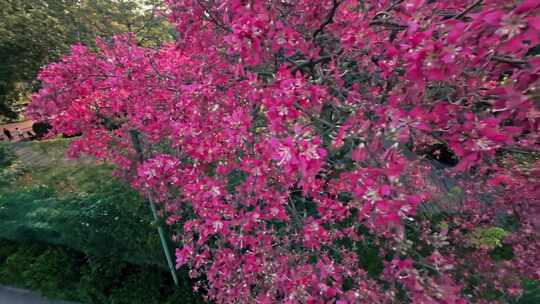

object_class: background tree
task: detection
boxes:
[0,0,171,120]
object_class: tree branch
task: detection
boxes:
[313,0,340,39]
[499,146,540,154]
[369,19,407,30]
[454,0,483,20]
[385,0,405,12]
[290,55,333,74]
[491,55,529,65]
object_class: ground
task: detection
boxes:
[0,120,34,142]
[0,285,78,304]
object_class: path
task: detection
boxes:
[10,140,96,167]
[0,286,78,304]
[0,120,34,142]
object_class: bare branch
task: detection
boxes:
[313,0,341,39]
[385,0,405,12]
[454,0,483,20]
[368,19,407,30]
[290,55,333,74]
[491,55,528,65]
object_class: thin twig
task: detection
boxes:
[491,55,528,65]
[385,0,404,12]
[454,0,483,20]
[413,261,440,273]
[313,0,341,39]
[287,197,304,230]
[290,55,333,73]
[499,146,540,154]
[368,20,408,30]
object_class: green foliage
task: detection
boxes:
[468,227,509,249]
[0,139,165,266]
[333,216,386,279]
[0,143,23,187]
[18,246,81,300]
[515,280,540,304]
[488,243,514,261]
[356,241,385,278]
[0,240,204,304]
[0,242,69,294]
[0,140,202,303]
[0,160,25,187]
[0,168,165,267]
[226,169,247,194]
[31,121,52,138]
[0,142,15,168]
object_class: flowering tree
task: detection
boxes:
[28,0,540,303]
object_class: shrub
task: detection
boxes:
[0,240,203,304]
[31,121,52,139]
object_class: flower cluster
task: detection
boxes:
[29,0,540,303]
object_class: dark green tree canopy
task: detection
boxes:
[0,0,172,120]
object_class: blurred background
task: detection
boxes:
[0,0,174,124]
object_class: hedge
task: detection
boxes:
[0,240,204,303]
